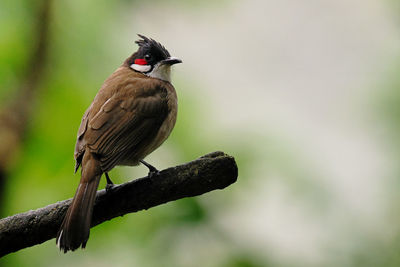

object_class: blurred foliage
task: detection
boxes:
[0,0,255,266]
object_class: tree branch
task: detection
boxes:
[0,151,238,257]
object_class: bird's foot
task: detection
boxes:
[105,172,115,193]
[140,160,160,179]
[148,169,160,180]
[105,183,115,193]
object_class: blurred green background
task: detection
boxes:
[1,0,400,266]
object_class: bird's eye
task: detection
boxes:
[144,54,152,61]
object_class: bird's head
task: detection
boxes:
[126,34,182,82]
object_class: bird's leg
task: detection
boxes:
[105,172,114,192]
[140,159,160,179]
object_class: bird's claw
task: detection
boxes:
[105,172,114,193]
[148,169,160,180]
[105,183,115,193]
[140,159,160,180]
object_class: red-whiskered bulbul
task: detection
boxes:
[56,34,182,252]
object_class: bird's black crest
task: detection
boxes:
[135,34,170,58]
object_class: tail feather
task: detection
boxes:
[56,152,102,253]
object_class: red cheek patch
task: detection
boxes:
[134,58,148,65]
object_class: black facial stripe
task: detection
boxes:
[126,35,171,68]
[133,35,171,67]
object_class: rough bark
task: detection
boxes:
[0,151,238,257]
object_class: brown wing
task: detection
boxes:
[74,105,91,173]
[82,84,169,172]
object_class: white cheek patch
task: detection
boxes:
[147,63,171,82]
[130,64,151,73]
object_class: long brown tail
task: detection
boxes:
[56,152,102,253]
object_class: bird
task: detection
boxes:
[56,34,182,253]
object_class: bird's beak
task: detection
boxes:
[162,57,182,65]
